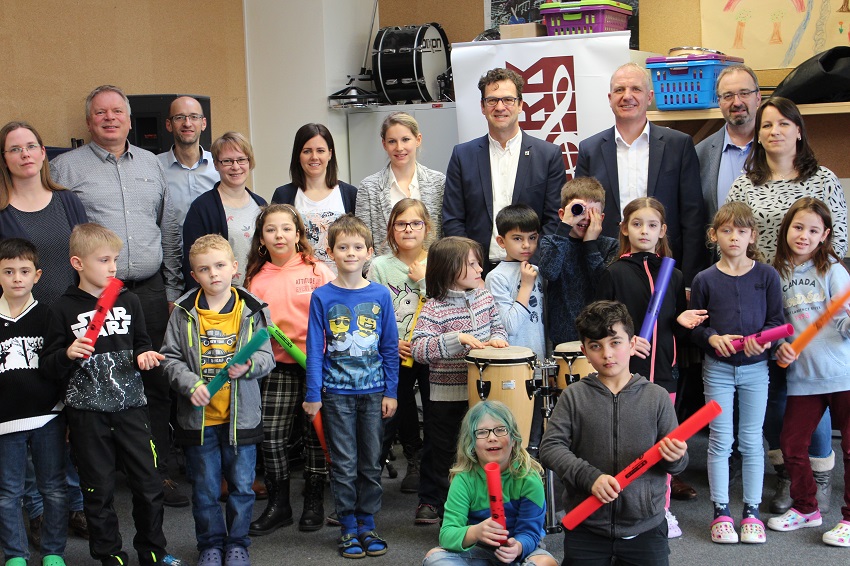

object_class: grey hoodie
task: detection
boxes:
[540,373,687,538]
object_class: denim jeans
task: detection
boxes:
[764,360,833,457]
[703,357,768,505]
[24,441,85,517]
[0,415,68,560]
[423,545,555,566]
[184,424,256,551]
[322,392,385,530]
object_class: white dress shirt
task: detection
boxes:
[388,163,421,207]
[488,131,522,261]
[614,121,651,217]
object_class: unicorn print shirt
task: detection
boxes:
[367,254,427,341]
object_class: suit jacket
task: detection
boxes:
[694,126,727,224]
[442,131,565,272]
[575,123,707,284]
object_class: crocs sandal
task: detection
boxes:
[6,558,27,566]
[823,521,850,547]
[740,517,766,544]
[223,545,250,566]
[767,508,822,532]
[42,556,68,566]
[197,548,223,566]
[359,530,388,557]
[338,533,366,559]
[710,516,738,544]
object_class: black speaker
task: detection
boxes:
[127,94,212,155]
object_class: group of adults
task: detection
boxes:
[0,61,845,523]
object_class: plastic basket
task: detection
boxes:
[646,54,744,110]
[540,1,632,36]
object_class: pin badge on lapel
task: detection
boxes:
[524,151,530,156]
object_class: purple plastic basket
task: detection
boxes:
[541,4,631,36]
[646,54,744,110]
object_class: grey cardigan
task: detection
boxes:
[356,163,445,256]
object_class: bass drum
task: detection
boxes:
[372,23,450,104]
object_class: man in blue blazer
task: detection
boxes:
[575,63,707,284]
[695,65,761,227]
[442,68,566,274]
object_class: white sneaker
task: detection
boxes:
[767,508,822,532]
[666,509,682,538]
[823,521,850,547]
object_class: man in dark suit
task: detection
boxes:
[695,65,761,225]
[442,67,566,274]
[575,63,707,284]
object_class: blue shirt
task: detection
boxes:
[157,146,220,226]
[717,128,752,208]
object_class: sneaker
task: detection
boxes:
[710,516,738,544]
[740,517,766,544]
[162,478,190,508]
[102,554,130,566]
[666,510,682,538]
[415,503,440,525]
[767,508,823,532]
[69,510,89,539]
[823,520,850,547]
[197,548,223,566]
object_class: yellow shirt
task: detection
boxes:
[196,289,244,425]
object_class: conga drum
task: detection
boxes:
[465,346,536,446]
[554,342,594,390]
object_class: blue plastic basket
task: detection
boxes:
[646,54,744,110]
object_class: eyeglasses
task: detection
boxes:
[392,220,425,232]
[3,144,41,155]
[719,89,758,102]
[218,157,249,166]
[482,96,519,108]
[170,114,204,123]
[473,426,509,440]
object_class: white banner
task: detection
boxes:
[451,32,630,177]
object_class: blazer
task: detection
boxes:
[694,126,727,224]
[356,163,445,256]
[442,131,565,272]
[574,123,707,284]
[271,181,358,213]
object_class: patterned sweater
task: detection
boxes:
[411,288,507,402]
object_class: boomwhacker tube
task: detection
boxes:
[202,328,269,403]
[83,277,124,359]
[778,286,850,368]
[562,400,722,530]
[267,322,332,462]
[716,323,794,357]
[638,257,675,341]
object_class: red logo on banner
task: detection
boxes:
[508,57,579,176]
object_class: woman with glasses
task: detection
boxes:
[356,112,445,256]
[272,124,357,274]
[726,96,848,517]
[182,132,267,288]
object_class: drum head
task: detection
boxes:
[416,24,449,102]
[465,345,535,364]
[555,341,584,357]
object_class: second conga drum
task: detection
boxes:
[465,346,536,446]
[554,341,594,390]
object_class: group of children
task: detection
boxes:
[3,172,850,566]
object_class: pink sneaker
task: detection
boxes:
[767,508,822,532]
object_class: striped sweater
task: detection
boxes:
[411,288,506,402]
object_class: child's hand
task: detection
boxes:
[398,339,412,361]
[473,517,509,547]
[137,350,165,371]
[495,538,522,564]
[190,383,211,407]
[382,396,397,419]
[776,342,797,366]
[519,261,538,287]
[485,338,509,348]
[459,333,486,349]
[742,336,769,357]
[658,437,687,462]
[709,334,743,357]
[409,260,426,282]
[66,337,94,360]
[584,207,603,241]
[677,309,708,329]
[302,401,322,420]
[228,361,251,379]
[560,199,585,227]
[631,336,651,359]
[591,474,620,503]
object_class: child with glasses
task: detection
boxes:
[422,401,557,566]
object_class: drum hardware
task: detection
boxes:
[470,359,493,401]
[437,66,454,102]
[533,358,564,534]
[327,0,381,108]
[554,342,592,390]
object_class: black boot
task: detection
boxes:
[299,473,325,532]
[249,479,293,535]
[400,450,420,494]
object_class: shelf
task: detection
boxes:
[647,101,850,122]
